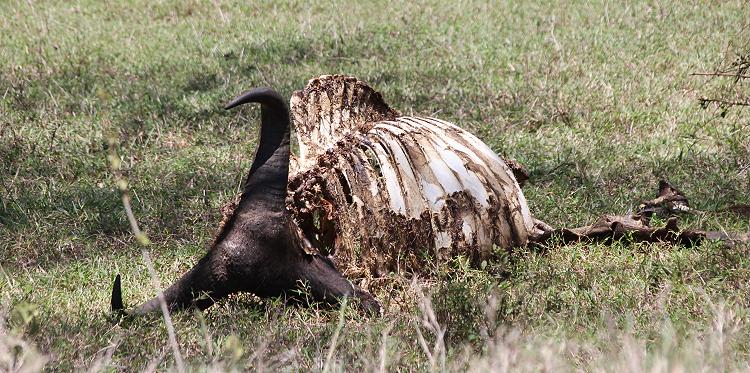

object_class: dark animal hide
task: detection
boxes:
[112,86,379,315]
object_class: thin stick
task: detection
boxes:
[414,324,433,364]
[141,250,186,373]
[691,72,750,79]
[121,192,149,246]
[699,98,750,107]
[378,323,393,373]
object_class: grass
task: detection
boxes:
[1,0,749,371]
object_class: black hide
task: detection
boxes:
[111,88,379,315]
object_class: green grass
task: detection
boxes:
[1,0,749,371]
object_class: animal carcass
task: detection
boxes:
[111,75,713,315]
[286,75,534,278]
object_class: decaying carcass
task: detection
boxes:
[285,75,537,279]
[111,75,721,315]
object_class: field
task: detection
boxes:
[1,0,749,371]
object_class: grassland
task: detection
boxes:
[1,0,749,371]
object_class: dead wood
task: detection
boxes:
[691,72,750,79]
[698,98,750,108]
[693,39,750,113]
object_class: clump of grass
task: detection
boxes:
[160,282,750,372]
[464,301,746,372]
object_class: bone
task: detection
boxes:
[287,75,534,276]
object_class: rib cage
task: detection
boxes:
[287,75,533,277]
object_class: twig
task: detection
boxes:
[414,324,433,362]
[143,349,169,373]
[141,251,185,373]
[411,280,446,372]
[690,72,750,79]
[88,339,119,372]
[699,98,750,107]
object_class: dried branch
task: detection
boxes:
[699,98,750,108]
[377,323,393,373]
[692,32,750,112]
[140,251,186,373]
[690,72,750,79]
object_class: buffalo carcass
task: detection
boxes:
[285,75,536,279]
[112,75,712,315]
